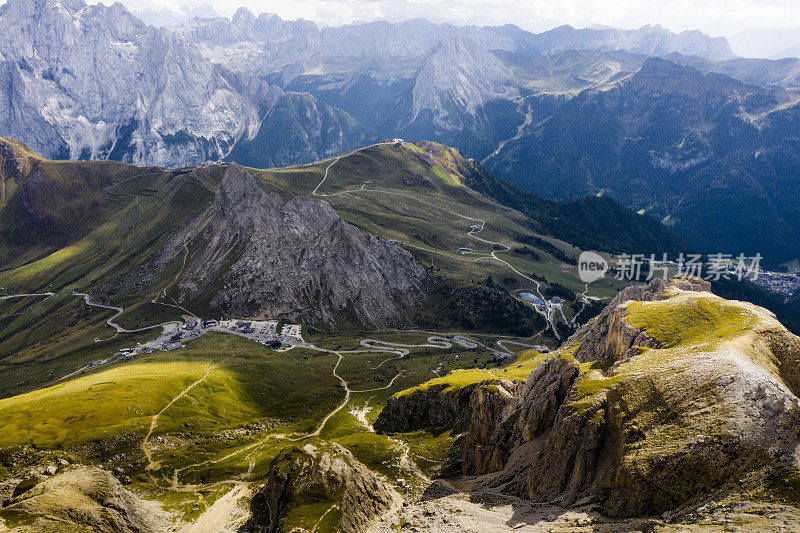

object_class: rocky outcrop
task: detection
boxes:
[374,357,580,478]
[570,277,709,364]
[522,387,612,506]
[462,358,581,476]
[0,465,169,532]
[379,279,800,519]
[172,164,426,326]
[243,442,397,533]
[374,383,479,434]
[461,380,522,475]
[513,355,581,442]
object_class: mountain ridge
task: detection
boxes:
[484,56,800,264]
[373,278,800,525]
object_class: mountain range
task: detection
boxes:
[2,0,800,265]
[5,3,800,531]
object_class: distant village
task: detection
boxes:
[752,270,800,301]
[84,318,305,373]
[136,318,303,354]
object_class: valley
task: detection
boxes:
[1,1,800,530]
[0,137,617,530]
[1,138,800,531]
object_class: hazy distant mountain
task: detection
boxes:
[225,92,369,169]
[177,10,735,71]
[134,3,220,28]
[521,24,734,60]
[484,58,800,263]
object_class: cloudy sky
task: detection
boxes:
[109,0,800,57]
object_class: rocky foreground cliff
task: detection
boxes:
[375,278,800,524]
[242,441,398,533]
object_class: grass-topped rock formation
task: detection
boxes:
[375,278,800,519]
[244,441,398,533]
[0,465,170,532]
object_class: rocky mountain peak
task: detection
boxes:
[231,6,255,28]
[0,0,279,166]
[412,34,517,126]
[174,164,428,326]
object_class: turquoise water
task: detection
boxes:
[519,292,544,305]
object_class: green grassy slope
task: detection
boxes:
[0,139,229,395]
[0,137,625,398]
[0,329,502,523]
[253,140,629,299]
[0,138,159,269]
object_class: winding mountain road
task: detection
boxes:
[71,291,181,333]
[311,150,560,335]
[0,292,54,300]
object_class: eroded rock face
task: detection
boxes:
[243,442,397,533]
[378,278,800,519]
[461,380,521,475]
[375,358,581,478]
[513,356,580,442]
[374,383,478,435]
[462,358,581,477]
[570,278,710,364]
[173,164,427,327]
[522,389,612,506]
[0,0,280,166]
[0,465,169,532]
[411,34,517,130]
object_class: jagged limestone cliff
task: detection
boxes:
[177,164,427,326]
[375,278,800,518]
